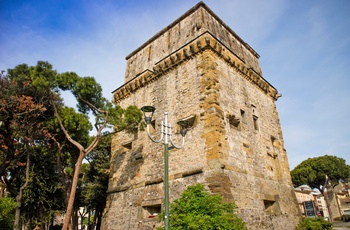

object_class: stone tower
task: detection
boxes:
[102,2,300,229]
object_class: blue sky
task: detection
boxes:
[1,0,349,170]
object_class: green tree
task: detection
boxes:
[50,106,92,212]
[1,61,143,229]
[0,197,16,230]
[53,71,143,229]
[291,155,350,221]
[19,146,65,228]
[0,64,58,230]
[0,64,53,178]
[81,134,111,230]
[162,184,246,230]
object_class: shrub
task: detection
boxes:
[343,214,350,222]
[159,184,246,230]
[295,217,332,230]
[0,197,16,230]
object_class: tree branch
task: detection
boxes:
[50,93,85,153]
[76,95,109,155]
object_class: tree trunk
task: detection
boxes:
[14,154,30,230]
[50,91,107,230]
[14,202,21,230]
[72,209,78,230]
[88,211,91,230]
[79,211,84,230]
[62,152,85,230]
[323,175,333,222]
[96,210,102,230]
[53,138,70,208]
[324,190,333,221]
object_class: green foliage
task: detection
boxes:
[123,106,144,133]
[29,61,57,91]
[80,135,111,228]
[101,103,123,130]
[291,155,350,192]
[0,197,16,230]
[111,105,144,133]
[74,77,104,114]
[55,71,79,91]
[57,107,92,143]
[7,61,56,94]
[2,61,145,229]
[1,61,58,180]
[343,214,350,222]
[56,70,143,134]
[14,146,65,225]
[295,217,332,230]
[56,72,105,114]
[162,184,246,230]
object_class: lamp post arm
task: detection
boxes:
[146,121,164,143]
[169,125,185,149]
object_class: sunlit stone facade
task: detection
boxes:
[102,2,300,229]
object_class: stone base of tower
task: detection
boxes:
[102,169,300,230]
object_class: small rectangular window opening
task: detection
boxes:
[263,199,281,215]
[240,109,245,118]
[253,115,259,131]
[240,109,246,125]
[264,200,276,215]
[227,114,240,129]
[271,136,277,145]
[264,200,275,210]
[122,141,132,149]
[143,204,161,219]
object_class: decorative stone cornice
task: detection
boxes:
[113,31,280,104]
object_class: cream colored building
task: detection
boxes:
[316,195,330,220]
[335,182,350,216]
[294,185,315,217]
[294,185,330,220]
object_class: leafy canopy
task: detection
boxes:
[0,197,16,230]
[163,184,246,230]
[0,62,57,178]
[1,61,144,230]
[291,155,350,192]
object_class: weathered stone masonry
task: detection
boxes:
[102,2,300,229]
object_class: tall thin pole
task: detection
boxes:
[142,106,186,229]
[164,143,169,229]
[164,112,169,230]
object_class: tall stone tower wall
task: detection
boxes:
[123,2,261,84]
[102,2,300,229]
